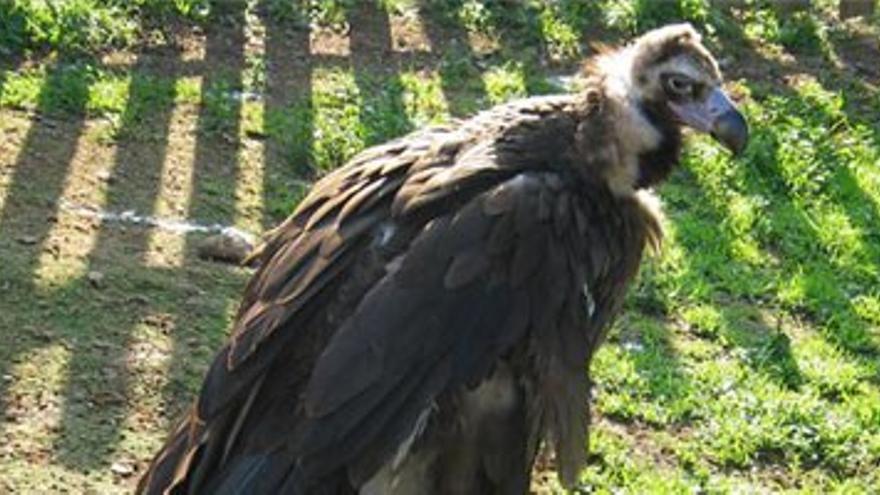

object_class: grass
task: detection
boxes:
[1,0,880,493]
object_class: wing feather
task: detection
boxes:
[291,173,577,489]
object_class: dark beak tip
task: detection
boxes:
[712,110,749,156]
[712,110,749,157]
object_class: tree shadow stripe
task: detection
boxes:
[184,1,248,231]
[349,1,415,146]
[148,0,251,453]
[0,60,93,464]
[259,0,315,228]
[419,0,489,116]
[52,48,183,470]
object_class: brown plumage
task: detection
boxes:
[139,24,746,494]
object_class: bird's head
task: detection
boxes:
[629,23,748,155]
[587,23,748,192]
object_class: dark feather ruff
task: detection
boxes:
[636,100,682,189]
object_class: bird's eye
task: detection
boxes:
[665,75,694,97]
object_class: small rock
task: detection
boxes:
[26,326,53,342]
[96,169,115,183]
[110,461,134,477]
[196,232,254,265]
[16,235,38,245]
[245,128,267,140]
[128,295,150,305]
[87,271,105,288]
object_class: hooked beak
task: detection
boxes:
[669,87,749,156]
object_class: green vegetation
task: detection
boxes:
[0,0,212,54]
[1,0,879,493]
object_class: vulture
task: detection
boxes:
[139,23,747,494]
